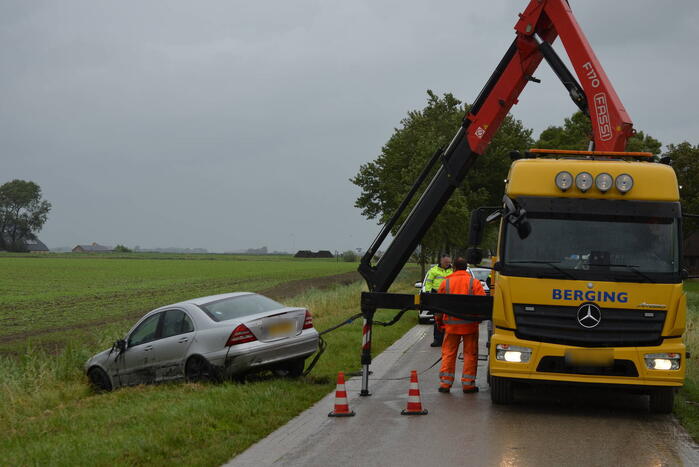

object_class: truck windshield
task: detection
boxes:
[503,215,680,283]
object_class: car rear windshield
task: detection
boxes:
[198,294,284,322]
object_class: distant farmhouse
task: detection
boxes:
[0,232,49,252]
[294,250,334,259]
[72,242,114,253]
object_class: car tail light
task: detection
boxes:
[302,310,313,329]
[226,324,257,346]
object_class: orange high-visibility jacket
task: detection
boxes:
[436,270,486,334]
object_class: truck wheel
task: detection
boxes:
[490,375,514,405]
[649,387,674,414]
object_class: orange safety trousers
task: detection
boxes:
[439,331,479,390]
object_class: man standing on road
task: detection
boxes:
[436,257,486,393]
[423,255,453,347]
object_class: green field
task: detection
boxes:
[0,253,418,465]
[0,253,358,354]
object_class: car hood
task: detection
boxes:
[85,348,116,370]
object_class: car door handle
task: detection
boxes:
[143,345,153,351]
[178,337,189,343]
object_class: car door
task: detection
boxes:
[119,312,163,386]
[151,309,195,381]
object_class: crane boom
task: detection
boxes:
[356,0,635,397]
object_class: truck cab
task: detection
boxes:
[487,154,686,412]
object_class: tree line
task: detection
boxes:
[351,90,699,262]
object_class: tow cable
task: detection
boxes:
[302,308,434,378]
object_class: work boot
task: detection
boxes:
[463,387,479,394]
[430,341,442,347]
[438,387,450,393]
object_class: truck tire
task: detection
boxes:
[649,387,674,414]
[490,375,515,405]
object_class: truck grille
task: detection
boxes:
[514,304,666,347]
[536,357,639,377]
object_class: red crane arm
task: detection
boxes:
[467,0,634,153]
[357,0,637,397]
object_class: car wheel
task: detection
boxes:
[185,356,216,383]
[88,367,113,392]
[490,376,515,405]
[649,387,674,414]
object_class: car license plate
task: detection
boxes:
[565,349,614,367]
[267,321,295,337]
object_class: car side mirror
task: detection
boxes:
[116,338,127,352]
[681,268,689,280]
[414,281,423,289]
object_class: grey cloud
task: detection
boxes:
[1,0,697,251]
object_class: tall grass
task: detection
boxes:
[0,277,417,466]
[675,280,699,438]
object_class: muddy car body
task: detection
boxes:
[85,292,319,390]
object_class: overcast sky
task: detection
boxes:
[2,0,697,252]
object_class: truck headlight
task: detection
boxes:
[496,344,532,363]
[615,173,634,193]
[595,173,613,193]
[644,353,681,370]
[555,171,573,191]
[575,172,593,192]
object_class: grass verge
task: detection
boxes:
[0,276,418,466]
[675,279,699,438]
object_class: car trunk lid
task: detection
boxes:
[243,307,308,342]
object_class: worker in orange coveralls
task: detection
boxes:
[436,257,486,393]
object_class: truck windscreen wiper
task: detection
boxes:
[589,263,656,283]
[506,260,577,280]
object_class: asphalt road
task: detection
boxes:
[228,324,699,466]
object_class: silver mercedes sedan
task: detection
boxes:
[85,292,319,391]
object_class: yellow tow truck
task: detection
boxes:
[355,1,688,413]
[487,150,686,412]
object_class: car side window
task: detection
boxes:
[181,313,194,334]
[128,313,161,347]
[161,309,195,339]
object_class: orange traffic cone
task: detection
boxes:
[328,371,355,417]
[401,370,428,415]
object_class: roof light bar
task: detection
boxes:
[554,171,634,194]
